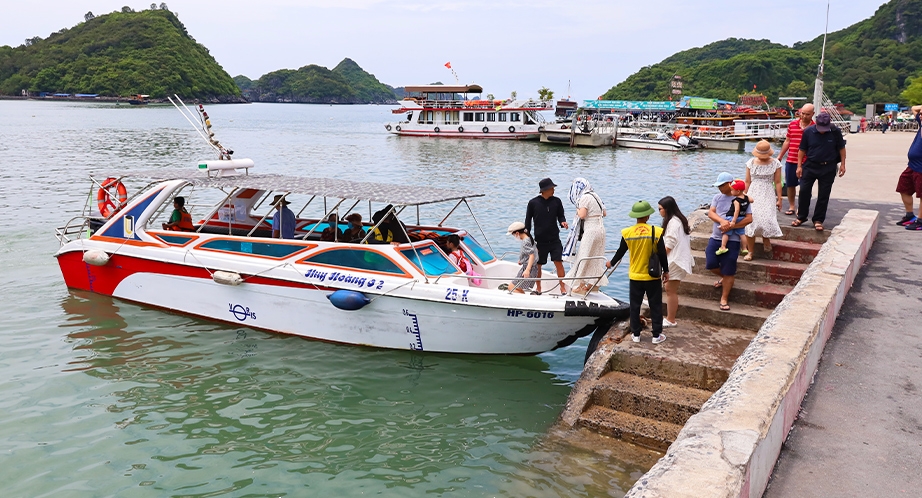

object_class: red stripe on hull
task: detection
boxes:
[56,250,333,295]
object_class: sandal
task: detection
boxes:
[715,247,729,255]
[784,209,796,216]
[791,219,806,227]
[743,254,753,261]
[719,302,730,311]
[713,279,723,288]
[814,222,824,231]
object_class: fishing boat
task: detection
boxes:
[55,101,627,355]
[540,111,616,148]
[616,131,701,151]
[385,85,551,140]
[127,94,149,105]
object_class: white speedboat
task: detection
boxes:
[540,112,616,148]
[55,165,627,355]
[385,84,551,140]
[616,131,701,151]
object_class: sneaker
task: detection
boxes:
[897,214,917,226]
[715,247,728,255]
[663,319,677,328]
[652,334,667,344]
[632,334,641,343]
[906,220,922,231]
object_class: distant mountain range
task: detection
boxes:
[602,0,922,109]
[0,7,240,100]
[233,58,397,104]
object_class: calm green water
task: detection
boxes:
[0,101,751,497]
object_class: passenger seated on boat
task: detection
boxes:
[369,205,409,244]
[162,196,194,232]
[271,195,296,239]
[343,213,365,242]
[320,214,344,242]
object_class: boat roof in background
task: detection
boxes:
[404,85,483,94]
[128,171,484,206]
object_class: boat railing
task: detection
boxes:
[55,215,99,246]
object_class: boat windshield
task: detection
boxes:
[400,243,458,277]
[459,234,494,264]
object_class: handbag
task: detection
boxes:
[647,224,662,278]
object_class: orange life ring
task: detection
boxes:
[777,109,789,117]
[97,177,128,218]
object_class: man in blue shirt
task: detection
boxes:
[705,172,753,311]
[794,112,846,232]
[897,105,922,230]
[271,194,296,239]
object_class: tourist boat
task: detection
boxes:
[385,84,552,140]
[54,160,628,354]
[127,94,149,105]
[616,131,701,151]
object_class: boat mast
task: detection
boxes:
[813,0,830,112]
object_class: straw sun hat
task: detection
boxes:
[752,140,774,159]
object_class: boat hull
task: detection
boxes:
[616,138,687,151]
[56,249,606,354]
[388,128,539,140]
[696,137,745,151]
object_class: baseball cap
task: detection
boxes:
[730,180,746,191]
[815,113,831,132]
[713,172,734,187]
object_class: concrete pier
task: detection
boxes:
[555,131,918,496]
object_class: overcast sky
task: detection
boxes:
[2,0,888,99]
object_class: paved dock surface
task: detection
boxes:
[766,131,922,496]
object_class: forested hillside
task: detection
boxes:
[0,7,240,99]
[603,0,922,108]
[234,59,396,104]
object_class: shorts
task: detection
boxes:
[667,262,688,281]
[536,239,563,265]
[705,238,739,276]
[785,161,800,189]
[896,167,922,198]
[721,215,747,236]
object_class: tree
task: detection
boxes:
[159,3,168,10]
[84,11,95,21]
[510,90,517,100]
[537,87,554,101]
[486,93,494,100]
[150,3,157,10]
[785,80,810,97]
[903,75,922,105]
[121,6,134,13]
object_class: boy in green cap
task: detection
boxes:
[607,200,670,344]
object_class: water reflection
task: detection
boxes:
[57,291,645,496]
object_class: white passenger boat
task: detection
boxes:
[385,85,551,140]
[616,131,701,151]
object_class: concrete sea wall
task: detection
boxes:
[624,209,879,498]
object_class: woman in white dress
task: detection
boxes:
[744,140,784,260]
[658,196,694,327]
[563,177,607,295]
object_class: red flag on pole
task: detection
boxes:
[445,62,451,69]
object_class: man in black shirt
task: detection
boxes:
[525,178,569,294]
[795,112,847,231]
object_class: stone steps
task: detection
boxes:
[577,405,683,452]
[608,322,755,391]
[678,272,794,308]
[692,215,830,244]
[590,371,713,427]
[689,235,822,264]
[691,249,808,286]
[658,295,772,331]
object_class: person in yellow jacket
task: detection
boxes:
[606,201,670,344]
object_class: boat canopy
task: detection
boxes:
[404,85,483,94]
[132,171,484,206]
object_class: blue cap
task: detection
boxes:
[713,172,734,187]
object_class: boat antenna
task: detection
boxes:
[167,95,233,159]
[812,0,830,112]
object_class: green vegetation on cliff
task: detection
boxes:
[0,7,240,99]
[236,58,396,104]
[603,0,922,108]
